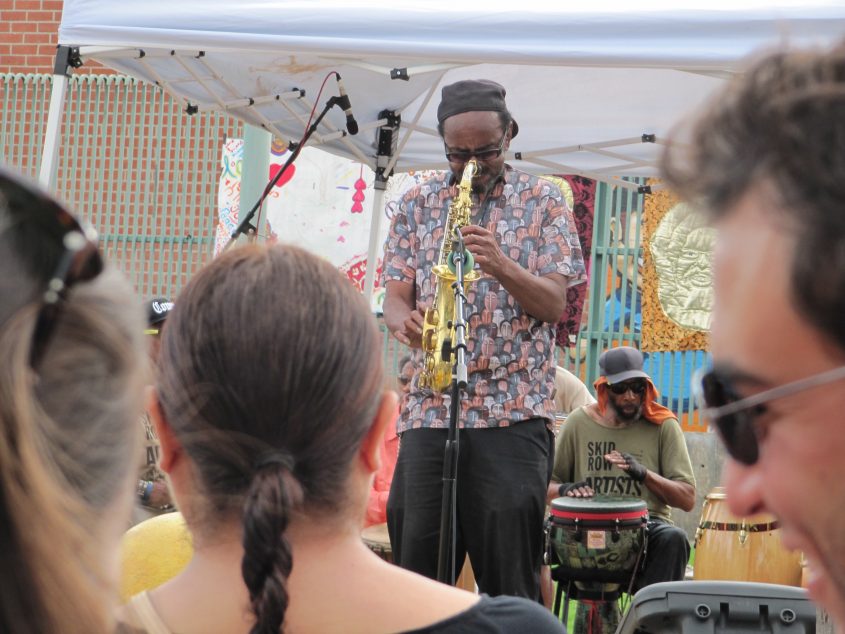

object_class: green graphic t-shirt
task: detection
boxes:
[552,406,695,522]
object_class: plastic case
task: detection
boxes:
[616,580,816,633]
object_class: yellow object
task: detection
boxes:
[120,511,193,601]
[419,159,480,391]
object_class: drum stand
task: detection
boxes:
[548,531,648,634]
[435,228,471,585]
[552,573,627,634]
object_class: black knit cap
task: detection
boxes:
[437,79,519,138]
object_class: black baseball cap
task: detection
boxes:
[144,297,173,334]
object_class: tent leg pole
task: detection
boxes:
[39,46,80,189]
[363,181,387,311]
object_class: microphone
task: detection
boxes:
[450,227,472,271]
[334,73,359,135]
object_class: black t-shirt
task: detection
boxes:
[405,594,565,633]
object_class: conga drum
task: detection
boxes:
[548,496,649,634]
[800,554,810,589]
[694,487,802,585]
[553,413,567,437]
[361,522,393,562]
[361,523,476,592]
[548,496,649,595]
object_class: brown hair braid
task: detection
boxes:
[157,244,384,632]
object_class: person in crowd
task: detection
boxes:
[382,78,586,600]
[0,168,147,633]
[119,243,565,633]
[549,346,695,590]
[553,365,596,419]
[661,41,845,628]
[365,356,412,528]
[133,297,175,523]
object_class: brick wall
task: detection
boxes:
[0,0,110,74]
[0,0,238,298]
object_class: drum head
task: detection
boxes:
[551,495,647,515]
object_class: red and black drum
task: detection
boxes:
[548,496,648,597]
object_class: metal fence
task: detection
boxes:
[0,72,243,298]
[574,181,706,431]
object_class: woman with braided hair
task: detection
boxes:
[119,243,564,633]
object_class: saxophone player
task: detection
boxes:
[381,79,587,600]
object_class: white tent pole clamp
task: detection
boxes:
[363,108,401,305]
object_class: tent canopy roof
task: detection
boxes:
[58,1,845,186]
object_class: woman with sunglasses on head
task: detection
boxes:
[0,169,147,634]
[118,243,564,634]
[548,346,696,592]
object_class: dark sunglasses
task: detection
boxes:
[0,170,103,366]
[608,379,647,395]
[694,365,845,465]
[444,129,508,164]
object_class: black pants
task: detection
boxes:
[635,519,690,590]
[387,419,552,600]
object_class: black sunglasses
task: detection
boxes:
[445,129,508,164]
[608,379,647,395]
[0,170,103,367]
[694,365,845,465]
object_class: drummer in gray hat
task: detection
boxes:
[381,78,587,600]
[549,345,696,591]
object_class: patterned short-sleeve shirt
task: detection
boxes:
[382,166,587,433]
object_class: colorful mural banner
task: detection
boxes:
[545,175,595,349]
[216,138,437,311]
[641,182,712,352]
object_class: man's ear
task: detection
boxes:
[146,386,182,474]
[360,390,399,473]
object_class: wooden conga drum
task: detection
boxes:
[694,487,802,585]
[361,522,393,562]
[361,523,476,592]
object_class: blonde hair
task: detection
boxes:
[0,178,147,633]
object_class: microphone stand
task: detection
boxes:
[224,95,348,251]
[436,227,471,585]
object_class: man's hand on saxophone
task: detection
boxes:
[382,279,426,348]
[460,225,507,277]
[395,306,426,348]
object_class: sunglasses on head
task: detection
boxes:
[693,364,845,465]
[0,170,102,367]
[444,129,508,164]
[608,379,647,395]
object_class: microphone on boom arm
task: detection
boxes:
[334,73,359,135]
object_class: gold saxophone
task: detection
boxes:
[419,159,480,391]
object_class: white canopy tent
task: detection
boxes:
[49,1,845,297]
